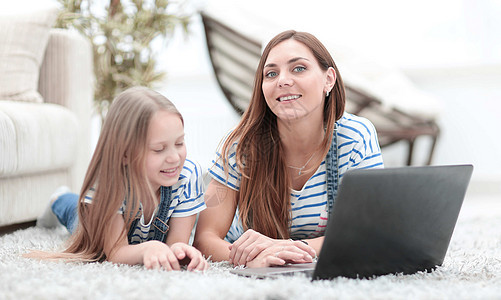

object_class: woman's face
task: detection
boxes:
[261,39,334,123]
[145,110,186,191]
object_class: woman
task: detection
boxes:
[194,30,383,268]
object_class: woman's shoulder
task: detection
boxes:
[218,128,240,149]
[213,129,240,162]
[336,112,383,160]
[336,112,378,139]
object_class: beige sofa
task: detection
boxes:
[0,4,94,227]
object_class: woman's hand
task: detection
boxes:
[245,243,315,268]
[142,241,208,271]
[228,229,316,266]
[228,229,274,265]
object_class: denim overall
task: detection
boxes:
[127,185,172,244]
[325,125,340,216]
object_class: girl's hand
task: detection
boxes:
[142,241,208,271]
[170,242,209,271]
[142,240,182,271]
[228,229,315,266]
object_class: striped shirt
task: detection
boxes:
[84,159,206,244]
[209,112,384,242]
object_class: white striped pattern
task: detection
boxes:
[209,112,384,242]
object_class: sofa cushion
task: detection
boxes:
[0,101,79,177]
[0,2,59,103]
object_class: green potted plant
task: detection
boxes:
[55,0,190,118]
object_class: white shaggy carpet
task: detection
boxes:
[1,195,500,300]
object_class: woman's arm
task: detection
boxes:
[302,236,324,254]
[193,179,238,261]
[194,179,317,266]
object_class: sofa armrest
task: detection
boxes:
[39,29,94,112]
[38,28,94,191]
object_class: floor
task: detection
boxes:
[459,192,501,221]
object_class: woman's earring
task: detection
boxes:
[326,90,330,97]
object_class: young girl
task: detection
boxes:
[33,86,208,271]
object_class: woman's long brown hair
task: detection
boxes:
[29,87,182,261]
[220,30,345,239]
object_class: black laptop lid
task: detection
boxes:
[313,165,473,280]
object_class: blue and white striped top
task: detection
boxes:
[84,158,206,244]
[209,112,384,242]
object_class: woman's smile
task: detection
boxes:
[277,94,302,102]
[262,39,330,122]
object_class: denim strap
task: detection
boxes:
[127,186,172,244]
[325,125,339,216]
[151,186,172,243]
[127,218,140,244]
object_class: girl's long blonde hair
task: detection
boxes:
[220,30,345,239]
[35,87,182,261]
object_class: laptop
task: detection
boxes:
[230,164,473,280]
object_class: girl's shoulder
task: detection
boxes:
[179,158,202,178]
[170,158,203,188]
[169,158,204,197]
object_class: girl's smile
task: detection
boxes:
[160,167,180,177]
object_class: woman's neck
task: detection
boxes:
[278,117,325,155]
[278,117,325,190]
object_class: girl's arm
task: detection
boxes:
[193,179,238,261]
[165,215,208,270]
[104,213,207,270]
[103,214,175,267]
[165,215,196,245]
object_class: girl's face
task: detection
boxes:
[145,110,186,191]
[261,39,335,123]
